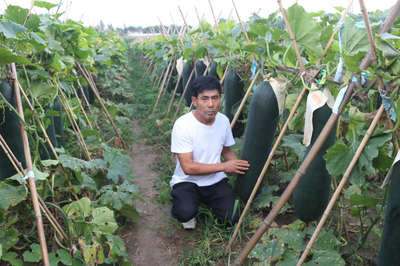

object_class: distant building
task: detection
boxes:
[126,29,143,36]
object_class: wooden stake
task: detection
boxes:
[162,58,177,101]
[75,60,127,150]
[171,67,196,129]
[134,60,154,93]
[153,58,174,114]
[166,74,182,118]
[71,85,93,130]
[208,0,221,34]
[11,63,50,266]
[232,3,400,264]
[56,91,91,161]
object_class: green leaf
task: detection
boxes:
[304,228,341,250]
[282,134,306,159]
[0,48,42,68]
[341,17,369,56]
[98,181,142,220]
[2,251,23,266]
[276,249,298,266]
[304,250,345,265]
[265,239,285,262]
[81,129,100,137]
[0,228,19,252]
[89,207,118,234]
[23,244,42,263]
[269,228,306,251]
[376,34,400,68]
[4,5,40,30]
[34,0,60,10]
[0,21,26,39]
[106,234,128,258]
[254,185,291,214]
[286,4,323,58]
[350,194,380,216]
[100,143,135,183]
[0,183,27,223]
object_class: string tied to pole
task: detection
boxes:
[379,86,398,121]
[22,170,35,181]
[250,60,259,91]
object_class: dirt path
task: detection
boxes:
[122,120,182,266]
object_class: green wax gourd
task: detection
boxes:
[0,79,26,180]
[293,104,336,223]
[224,69,244,139]
[236,81,280,201]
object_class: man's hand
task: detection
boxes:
[223,159,249,175]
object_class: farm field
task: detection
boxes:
[1,1,400,266]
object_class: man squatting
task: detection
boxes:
[170,75,250,229]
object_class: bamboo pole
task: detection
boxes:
[71,85,93,130]
[0,135,70,245]
[53,0,63,22]
[230,72,259,129]
[208,0,222,34]
[134,60,154,93]
[56,92,91,161]
[158,17,172,42]
[11,63,50,266]
[78,83,100,130]
[23,0,36,27]
[232,2,400,264]
[171,67,196,129]
[297,104,385,265]
[153,57,174,114]
[17,83,80,200]
[75,60,127,150]
[170,13,186,49]
[166,74,182,118]
[162,58,177,101]
[156,67,165,88]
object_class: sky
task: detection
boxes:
[0,0,397,29]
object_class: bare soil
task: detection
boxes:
[121,120,187,266]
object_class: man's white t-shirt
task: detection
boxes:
[170,111,235,187]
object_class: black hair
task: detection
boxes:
[191,75,221,98]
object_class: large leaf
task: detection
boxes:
[89,207,118,234]
[0,21,26,39]
[286,4,323,58]
[0,228,19,252]
[98,180,142,220]
[23,244,42,263]
[100,143,136,183]
[4,5,40,30]
[0,48,41,68]
[269,228,306,251]
[282,134,306,159]
[324,134,391,185]
[0,183,27,223]
[34,1,60,10]
[304,250,345,265]
[341,17,369,56]
[1,251,23,266]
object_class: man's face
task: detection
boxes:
[191,89,221,125]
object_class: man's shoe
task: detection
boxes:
[182,218,196,230]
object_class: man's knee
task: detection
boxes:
[171,205,197,223]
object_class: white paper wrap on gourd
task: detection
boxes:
[199,57,210,68]
[381,150,400,188]
[303,86,335,147]
[268,77,287,116]
[176,57,184,76]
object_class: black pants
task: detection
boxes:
[171,178,240,225]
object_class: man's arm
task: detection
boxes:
[177,148,249,176]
